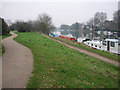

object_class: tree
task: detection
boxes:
[9,13,55,33]
[86,18,94,39]
[86,12,107,40]
[87,18,94,28]
[94,12,107,40]
[37,13,55,34]
[94,12,107,26]
[0,18,9,35]
[94,12,107,38]
[113,11,119,33]
[113,11,118,24]
[118,10,120,37]
[12,21,33,32]
[60,24,70,35]
[71,22,84,38]
[31,20,40,32]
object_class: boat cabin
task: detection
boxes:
[84,39,120,54]
[102,39,120,54]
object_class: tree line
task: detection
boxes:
[60,11,119,40]
[10,13,55,34]
[1,10,119,40]
[87,11,118,39]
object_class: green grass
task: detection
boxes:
[0,33,11,56]
[14,32,118,88]
[2,45,5,54]
[49,36,119,61]
[2,33,11,39]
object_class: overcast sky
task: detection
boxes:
[0,0,119,27]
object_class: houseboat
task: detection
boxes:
[84,39,120,54]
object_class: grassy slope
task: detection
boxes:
[49,36,119,61]
[14,32,118,88]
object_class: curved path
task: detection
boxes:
[2,32,33,88]
[41,34,120,67]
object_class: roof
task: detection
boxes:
[87,40,101,44]
[105,39,118,42]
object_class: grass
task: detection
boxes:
[0,33,11,56]
[2,45,5,54]
[2,33,11,39]
[14,32,119,88]
[49,36,119,61]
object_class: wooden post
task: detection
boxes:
[92,24,94,40]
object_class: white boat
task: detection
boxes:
[84,39,120,54]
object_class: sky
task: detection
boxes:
[0,0,119,27]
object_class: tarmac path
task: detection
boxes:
[41,34,120,67]
[2,32,33,88]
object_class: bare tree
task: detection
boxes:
[94,12,107,40]
[113,11,118,24]
[87,18,94,28]
[10,13,55,33]
[86,18,94,39]
[113,11,118,32]
[37,13,55,34]
[31,20,39,32]
[60,24,70,35]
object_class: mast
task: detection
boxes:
[92,24,94,40]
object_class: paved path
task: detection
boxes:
[41,34,120,67]
[2,32,33,88]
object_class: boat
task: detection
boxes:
[83,39,120,54]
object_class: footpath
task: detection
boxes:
[2,32,33,88]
